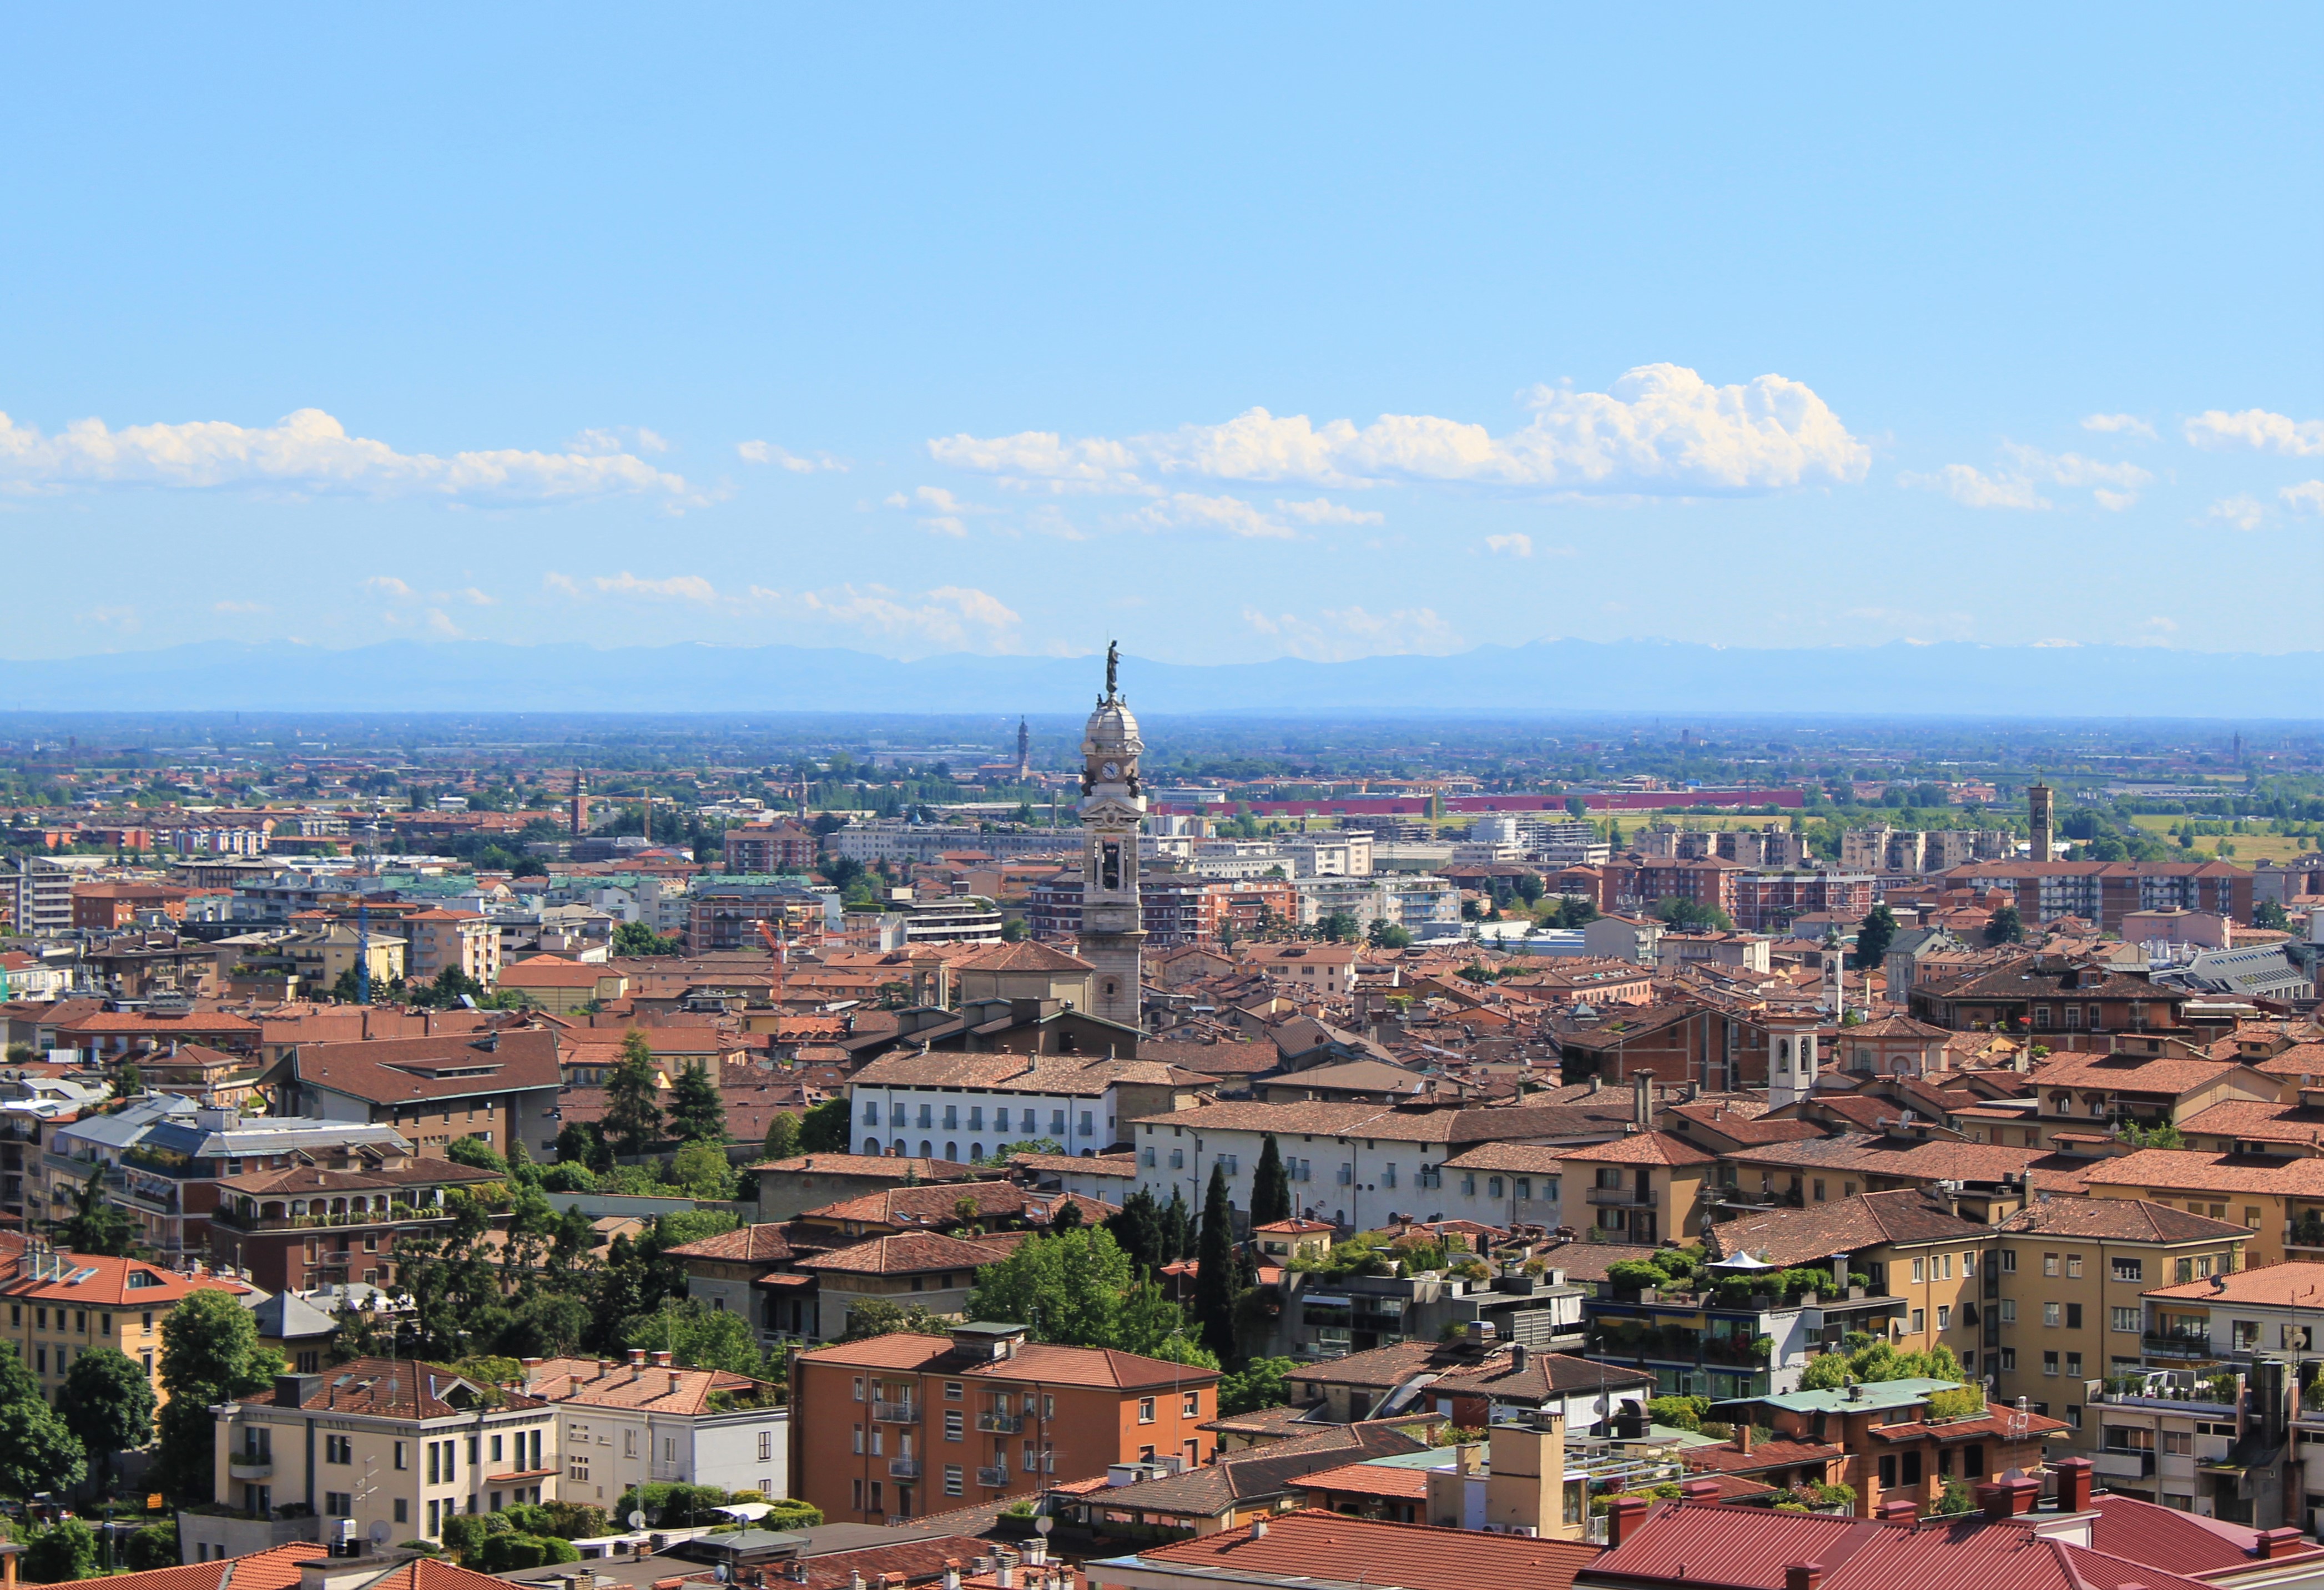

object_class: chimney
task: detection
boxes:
[941,1564,961,1590]
[1606,1495,1651,1548]
[1634,1070,1651,1128]
[569,1374,583,1397]
[1979,1476,2041,1519]
[1785,1566,1823,1590]
[2051,1455,2094,1513]
[668,1371,683,1396]
[1876,1498,1918,1522]
[652,1350,674,1368]
[629,1347,648,1374]
[1735,1423,1753,1456]
[2255,1528,2307,1561]
[1680,1477,1722,1503]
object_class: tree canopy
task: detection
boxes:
[602,1030,666,1156]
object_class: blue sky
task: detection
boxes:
[2,7,2318,664]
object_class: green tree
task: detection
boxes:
[1367,920,1413,950]
[1193,1164,1239,1365]
[109,1063,143,1100]
[124,1522,180,1572]
[1318,910,1360,943]
[613,921,680,957]
[761,1111,802,1163]
[1853,903,1897,970]
[0,1396,85,1511]
[796,1096,853,1154]
[668,1061,727,1144]
[669,1140,740,1200]
[1162,1189,1193,1263]
[59,1172,137,1256]
[153,1289,283,1500]
[837,1299,951,1341]
[1984,902,2024,945]
[618,1300,780,1381]
[1217,1356,1294,1415]
[602,1030,666,1157]
[966,1227,1149,1348]
[2255,899,2292,932]
[445,1135,509,1175]
[1250,1135,1291,1226]
[22,1519,97,1584]
[556,1119,615,1174]
[1554,895,1599,928]
[59,1346,155,1496]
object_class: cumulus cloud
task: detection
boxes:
[2081,413,2157,440]
[1129,493,1299,540]
[2281,481,2324,516]
[364,576,416,598]
[1902,444,2151,511]
[1275,496,1385,526]
[739,440,848,472]
[1484,533,1533,558]
[929,364,1868,499]
[592,572,720,602]
[2184,408,2324,456]
[0,407,689,501]
[572,426,668,456]
[1242,604,1463,662]
[884,484,981,537]
[2204,494,2271,531]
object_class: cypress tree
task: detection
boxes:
[1163,1188,1194,1263]
[1195,1164,1239,1365]
[1251,1134,1291,1226]
[1108,1188,1163,1274]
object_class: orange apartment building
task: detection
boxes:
[789,1322,1219,1525]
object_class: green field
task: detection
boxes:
[2128,814,2316,864]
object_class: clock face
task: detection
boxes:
[1101,760,1121,779]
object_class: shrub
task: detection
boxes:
[540,1501,611,1539]
[397,1542,441,1555]
[23,1521,97,1584]
[477,1534,579,1572]
[125,1522,181,1572]
[1647,1395,1710,1431]
[1925,1385,1985,1420]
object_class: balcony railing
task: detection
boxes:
[214,1205,448,1233]
[976,1411,1024,1433]
[2093,1450,2157,1480]
[975,1466,1009,1490]
[2285,1223,2324,1253]
[1585,1187,1658,1209]
[888,1457,921,1480]
[2144,1332,2214,1359]
[228,1457,273,1480]
[871,1401,920,1424]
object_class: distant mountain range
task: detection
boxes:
[0,639,2316,718]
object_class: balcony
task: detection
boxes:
[975,1466,1009,1489]
[871,1401,920,1424]
[888,1457,921,1480]
[2286,1223,2324,1254]
[976,1411,1025,1434]
[214,1204,448,1234]
[228,1457,273,1480]
[1585,1187,1659,1209]
[2143,1332,2214,1359]
[2093,1450,2157,1481]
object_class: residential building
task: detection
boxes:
[1730,871,1878,935]
[1940,860,2255,934]
[1056,1422,1433,1541]
[281,921,406,995]
[723,822,818,875]
[850,1049,1201,1162]
[1283,1338,1653,1431]
[1988,1197,2249,1446]
[0,1242,256,1409]
[687,879,838,953]
[1242,943,1360,992]
[494,956,624,1014]
[2016,1052,2278,1154]
[794,1232,1024,1341]
[2083,1148,2324,1269]
[2091,1356,2305,1526]
[198,1359,559,1561]
[401,910,502,990]
[949,941,1097,1011]
[667,1224,814,1342]
[522,1349,788,1502]
[1558,1132,1717,1249]
[72,882,193,930]
[787,1321,1220,1525]
[0,858,74,936]
[266,1026,564,1160]
[1273,1263,1587,1361]
[749,1153,984,1225]
[207,1157,506,1295]
[1908,957,2191,1035]
[101,1103,414,1259]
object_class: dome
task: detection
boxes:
[1083,696,1141,758]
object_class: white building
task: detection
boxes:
[523,1350,789,1503]
[847,1050,1197,1163]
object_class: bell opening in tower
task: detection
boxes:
[1101,842,1122,890]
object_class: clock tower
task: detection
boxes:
[1078,642,1146,1027]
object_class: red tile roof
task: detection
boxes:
[0,1253,254,1308]
[2086,1491,2324,1577]
[796,1329,1219,1390]
[1136,1508,1599,1590]
[87,1543,327,1590]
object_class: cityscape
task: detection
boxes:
[1,11,2320,1590]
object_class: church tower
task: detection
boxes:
[1078,644,1146,1027]
[1015,717,1032,781]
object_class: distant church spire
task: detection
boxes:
[1016,717,1031,781]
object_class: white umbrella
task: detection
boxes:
[713,1503,772,1523]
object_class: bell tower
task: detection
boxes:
[1078,643,1146,1027]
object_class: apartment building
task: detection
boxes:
[2014,1052,2278,1154]
[1908,958,2191,1036]
[195,1359,559,1562]
[1939,860,2254,933]
[2083,1148,2324,1269]
[400,910,502,990]
[268,1027,564,1160]
[849,1049,1201,1162]
[207,1157,505,1294]
[722,821,818,875]
[788,1322,1219,1525]
[1989,1197,2250,1446]
[1730,870,1877,934]
[0,1244,256,1409]
[522,1349,789,1502]
[1558,1132,1717,1249]
[0,858,75,935]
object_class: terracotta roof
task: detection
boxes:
[1136,1508,1600,1590]
[951,941,1095,972]
[287,1028,561,1103]
[0,1253,255,1308]
[84,1543,327,1590]
[213,1161,498,1198]
[522,1354,769,1414]
[1290,1458,1430,1500]
[1709,1190,1991,1267]
[327,1559,534,1590]
[796,1180,1115,1230]
[498,956,618,988]
[1010,1150,1138,1178]
[1557,1130,1718,1168]
[775,1536,996,1590]
[796,1329,1221,1390]
[1682,1436,1844,1475]
[281,1356,549,1419]
[748,1153,980,1179]
[2145,1259,2324,1305]
[2176,1098,2324,1145]
[793,1231,1021,1275]
[1995,1197,2250,1244]
[2027,1053,2266,1097]
[663,1223,798,1262]
[2086,1492,2324,1577]
[2086,1148,2324,1198]
[1085,1425,1428,1518]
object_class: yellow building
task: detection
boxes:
[0,1244,258,1409]
[1989,1195,2247,1453]
[1559,1130,1716,1249]
[2082,1147,2324,1268]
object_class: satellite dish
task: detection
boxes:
[369,1523,391,1544]
[627,1512,647,1531]
[715,1568,731,1584]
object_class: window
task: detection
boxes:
[2000,1250,2017,1273]
[2065,1254,2083,1279]
[945,1412,964,1441]
[1043,1395,1055,1419]
[1512,1176,1527,1200]
[1912,1258,1925,1284]
[1184,1392,1201,1417]
[1138,1397,1157,1424]
[1219,1154,1238,1175]
[394,1500,408,1525]
[394,1441,407,1470]
[852,1425,864,1455]
[100,1314,111,1335]
[1169,1149,1183,1170]
[2234,1319,2261,1350]
[854,1377,866,1401]
[1488,1177,1504,1199]
[1910,1309,1926,1334]
[2066,1354,2083,1377]
[2043,1253,2059,1278]
[2065,1405,2083,1429]
[2111,1256,2144,1283]
[945,1380,964,1400]
[2066,1303,2083,1330]
[1936,1306,1951,1330]
[2000,1347,2017,1371]
[325,1492,351,1517]
[325,1434,352,1464]
[944,1466,964,1497]
[759,1432,773,1461]
[1962,1251,1975,1276]
[2043,1302,2060,1326]
[1141,1147,1156,1167]
[2176,1256,2195,1284]
[2044,1351,2060,1375]
[1813,1180,1826,1202]
[2161,1431,2191,1455]
[2111,1306,2140,1333]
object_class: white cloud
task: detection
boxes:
[930,364,1868,499]
[2145,616,2179,632]
[1900,463,2050,510]
[1902,445,2150,511]
[739,440,848,472]
[365,576,415,598]
[572,426,668,456]
[592,572,721,602]
[884,484,980,536]
[425,608,464,638]
[1130,492,1299,540]
[1276,496,1386,526]
[2282,481,2324,516]
[2081,413,2157,440]
[1484,533,1533,558]
[0,407,689,500]
[1241,604,1463,662]
[213,599,269,614]
[542,573,582,597]
[2185,408,2324,456]
[452,587,497,606]
[2204,494,2271,531]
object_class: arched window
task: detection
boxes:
[1777,1039,1791,1066]
[864,1138,881,1155]
[970,1144,983,1161]
[945,1142,957,1162]
[920,1140,933,1158]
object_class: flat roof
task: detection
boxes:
[1718,1376,1959,1414]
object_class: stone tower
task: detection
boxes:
[1015,716,1032,781]
[1078,643,1146,1027]
[569,768,590,840]
[2028,781,2054,862]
